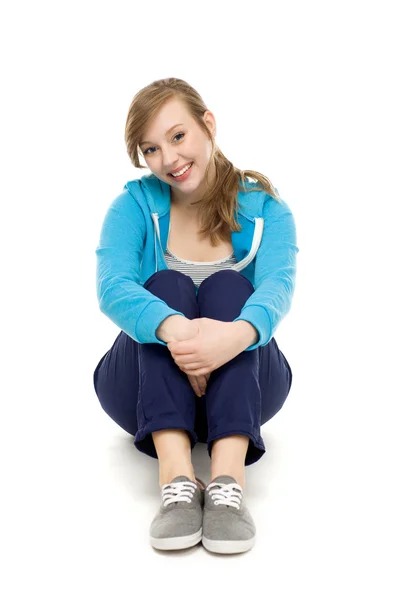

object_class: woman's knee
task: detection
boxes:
[143,269,198,317]
[197,270,255,320]
[143,269,194,290]
[199,269,254,293]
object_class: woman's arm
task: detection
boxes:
[233,196,299,351]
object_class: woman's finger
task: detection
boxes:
[179,362,204,371]
[196,375,208,395]
[187,375,202,397]
[186,368,209,377]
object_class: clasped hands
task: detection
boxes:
[167,317,245,398]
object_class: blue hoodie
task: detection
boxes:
[95,173,299,352]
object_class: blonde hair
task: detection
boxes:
[125,77,282,246]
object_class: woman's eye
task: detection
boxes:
[143,132,185,156]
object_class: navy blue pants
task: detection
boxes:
[93,269,293,466]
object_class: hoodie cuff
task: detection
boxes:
[233,305,272,351]
[135,301,185,345]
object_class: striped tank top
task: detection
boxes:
[164,246,238,288]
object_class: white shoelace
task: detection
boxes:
[207,482,243,509]
[161,480,197,507]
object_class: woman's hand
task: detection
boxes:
[166,319,212,396]
[160,317,211,396]
[167,317,244,376]
[186,372,211,398]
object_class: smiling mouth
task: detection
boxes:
[168,162,193,177]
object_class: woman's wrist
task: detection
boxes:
[156,315,187,342]
[156,315,198,343]
[232,320,259,350]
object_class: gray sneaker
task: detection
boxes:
[202,475,256,554]
[149,475,205,550]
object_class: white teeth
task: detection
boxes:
[171,163,192,177]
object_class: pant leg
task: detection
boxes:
[93,269,201,459]
[259,337,293,425]
[196,269,292,467]
[93,330,140,437]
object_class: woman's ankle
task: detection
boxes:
[159,465,196,487]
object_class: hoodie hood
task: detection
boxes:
[123,173,266,273]
[124,172,268,220]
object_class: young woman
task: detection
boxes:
[93,77,299,554]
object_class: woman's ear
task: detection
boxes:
[203,110,217,138]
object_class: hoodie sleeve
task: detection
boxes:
[233,194,299,351]
[95,189,185,345]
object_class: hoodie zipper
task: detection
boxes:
[151,213,263,273]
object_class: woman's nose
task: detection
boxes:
[162,150,181,170]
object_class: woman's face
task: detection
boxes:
[139,97,216,200]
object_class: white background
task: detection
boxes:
[1,0,399,598]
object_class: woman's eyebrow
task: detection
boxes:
[139,123,184,146]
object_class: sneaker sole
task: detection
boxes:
[202,535,256,554]
[150,527,202,551]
